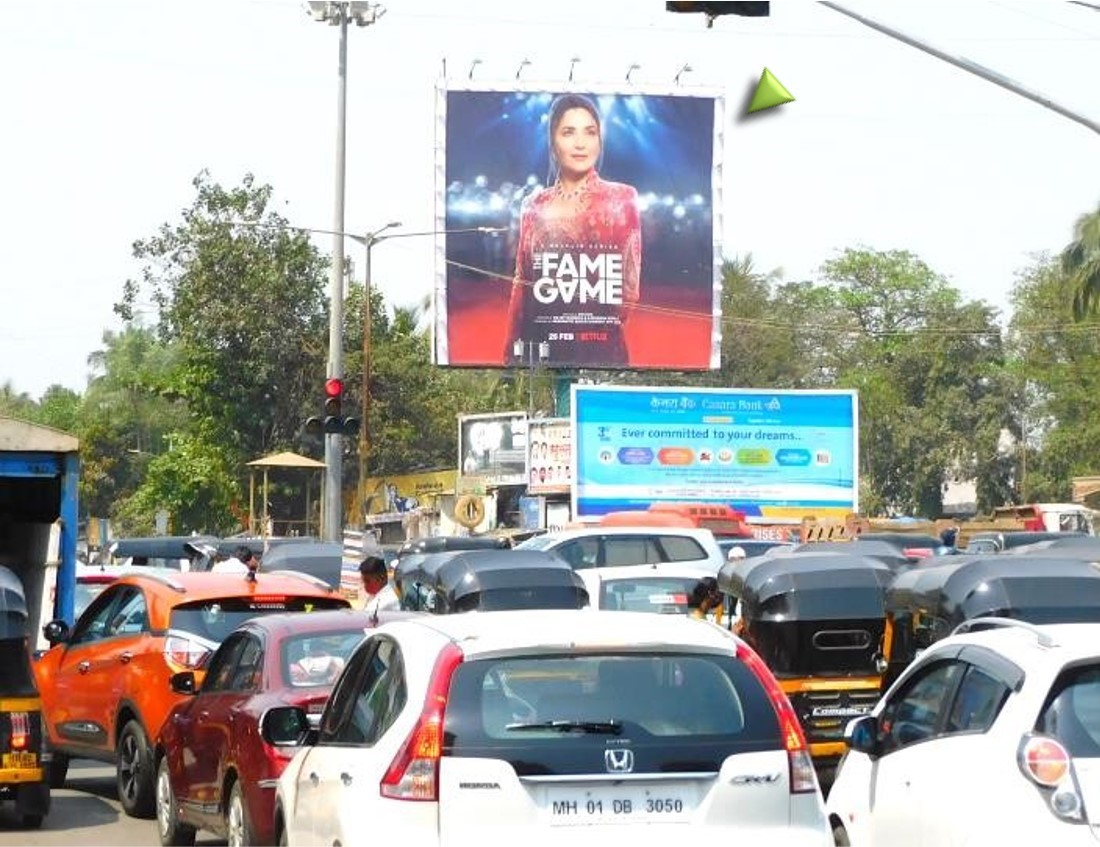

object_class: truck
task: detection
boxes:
[0,417,79,651]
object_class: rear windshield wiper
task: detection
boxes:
[505,719,623,734]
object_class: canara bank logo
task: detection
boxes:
[533,252,623,305]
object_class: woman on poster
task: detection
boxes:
[503,93,642,367]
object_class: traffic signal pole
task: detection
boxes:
[324,8,349,544]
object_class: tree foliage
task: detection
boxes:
[16,179,1100,531]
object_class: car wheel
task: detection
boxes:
[20,814,43,829]
[116,720,156,819]
[47,749,69,788]
[226,780,255,847]
[833,823,851,846]
[156,756,196,846]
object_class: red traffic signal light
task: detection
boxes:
[323,377,343,421]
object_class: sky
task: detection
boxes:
[2,0,1099,399]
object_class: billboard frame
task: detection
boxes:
[433,79,725,371]
[570,385,860,522]
[457,410,530,489]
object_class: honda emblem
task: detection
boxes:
[604,748,634,773]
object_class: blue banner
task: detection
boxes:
[572,385,859,519]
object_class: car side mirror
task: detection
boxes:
[42,619,70,645]
[845,715,879,757]
[260,706,317,747]
[170,671,197,695]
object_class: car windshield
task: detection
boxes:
[75,581,110,620]
[281,629,366,688]
[600,576,709,614]
[1036,664,1100,757]
[169,596,348,644]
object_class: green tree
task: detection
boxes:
[1009,253,1100,500]
[1065,201,1100,318]
[78,325,188,521]
[0,382,37,420]
[115,173,330,531]
[821,249,1011,516]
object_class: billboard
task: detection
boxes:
[458,411,528,488]
[434,82,723,371]
[572,385,859,521]
[527,417,572,495]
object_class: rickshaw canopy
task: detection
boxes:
[396,548,588,613]
[719,553,898,622]
[886,554,1100,631]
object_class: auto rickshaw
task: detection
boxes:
[717,552,898,786]
[0,565,50,828]
[883,554,1100,687]
[394,548,588,613]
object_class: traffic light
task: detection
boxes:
[304,378,360,438]
[665,2,770,19]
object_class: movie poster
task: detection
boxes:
[434,83,723,371]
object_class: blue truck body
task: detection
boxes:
[0,418,79,645]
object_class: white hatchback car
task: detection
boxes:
[577,562,719,616]
[264,610,831,846]
[517,526,726,574]
[827,617,1100,846]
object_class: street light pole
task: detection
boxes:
[348,224,507,528]
[356,220,401,528]
[308,1,385,542]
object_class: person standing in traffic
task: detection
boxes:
[211,545,259,576]
[353,555,399,615]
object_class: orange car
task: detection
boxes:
[33,568,349,819]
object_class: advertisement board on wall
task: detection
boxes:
[458,411,528,488]
[572,385,859,521]
[527,417,572,495]
[434,82,723,371]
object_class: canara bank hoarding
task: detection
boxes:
[434,82,723,371]
[572,386,859,521]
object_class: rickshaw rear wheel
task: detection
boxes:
[15,782,50,828]
[832,823,851,846]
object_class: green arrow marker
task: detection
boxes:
[748,68,795,113]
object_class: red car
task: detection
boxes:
[153,608,413,846]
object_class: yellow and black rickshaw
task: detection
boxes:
[718,551,900,787]
[883,553,1100,688]
[0,564,50,828]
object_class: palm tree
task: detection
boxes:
[1065,202,1100,319]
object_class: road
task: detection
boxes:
[0,761,225,846]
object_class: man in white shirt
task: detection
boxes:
[353,555,399,615]
[211,545,259,576]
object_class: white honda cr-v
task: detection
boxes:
[264,609,831,846]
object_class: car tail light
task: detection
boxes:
[164,634,212,670]
[380,642,464,802]
[9,712,29,750]
[1018,734,1085,823]
[737,641,818,794]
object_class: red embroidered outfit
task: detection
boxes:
[504,171,641,367]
